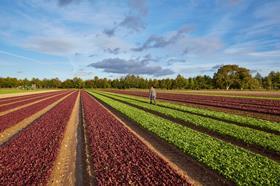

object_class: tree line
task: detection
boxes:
[0,65,279,90]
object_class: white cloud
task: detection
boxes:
[88,57,174,76]
[248,50,280,57]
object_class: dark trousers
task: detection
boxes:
[150,96,156,104]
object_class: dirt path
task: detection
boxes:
[97,97,196,185]
[0,90,60,99]
[0,92,74,146]
[47,92,80,186]
[107,90,280,122]
[105,93,280,135]
[103,94,280,163]
[93,94,232,186]
[0,92,66,116]
[171,100,280,123]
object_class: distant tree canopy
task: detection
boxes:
[213,65,259,90]
[0,65,279,90]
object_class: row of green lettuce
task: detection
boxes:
[88,91,280,185]
[97,91,280,154]
[103,91,280,133]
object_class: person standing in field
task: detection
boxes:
[149,85,156,105]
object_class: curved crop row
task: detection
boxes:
[81,91,190,185]
[0,91,72,132]
[98,91,280,154]
[103,91,280,133]
[89,91,280,185]
[108,90,280,115]
[0,91,78,185]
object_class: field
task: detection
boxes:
[0,89,279,185]
[0,88,57,95]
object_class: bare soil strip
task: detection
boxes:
[0,92,60,107]
[93,95,233,186]
[0,92,74,146]
[105,95,280,163]
[161,99,280,123]
[159,99,280,122]
[47,92,80,186]
[160,105,280,135]
[107,90,280,122]
[76,96,96,186]
[0,89,60,99]
[94,96,195,185]
[0,92,67,116]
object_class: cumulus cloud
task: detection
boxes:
[24,37,76,55]
[103,15,145,37]
[181,36,223,55]
[167,58,186,65]
[104,48,121,55]
[132,27,190,51]
[196,64,225,74]
[87,57,174,76]
[119,16,145,32]
[103,28,116,37]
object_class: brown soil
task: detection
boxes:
[94,95,234,186]
[47,92,80,186]
[170,100,280,122]
[112,89,280,98]
[106,90,280,122]
[0,93,54,107]
[96,96,195,185]
[75,94,95,186]
[0,90,60,99]
[104,95,280,163]
[0,92,74,146]
[0,92,67,117]
[110,94,280,135]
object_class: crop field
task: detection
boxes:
[107,89,280,122]
[0,88,59,96]
[0,89,279,185]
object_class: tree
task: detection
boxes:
[268,71,280,90]
[254,73,263,89]
[194,75,213,89]
[0,67,278,90]
[175,74,186,89]
[239,67,254,90]
[188,78,195,89]
[50,78,62,88]
[214,65,254,90]
[263,77,272,90]
[84,80,94,88]
[62,79,74,88]
[73,77,84,88]
[214,65,239,90]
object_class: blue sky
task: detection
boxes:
[0,0,279,80]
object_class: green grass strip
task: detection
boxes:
[98,91,280,153]
[102,90,280,133]
[89,91,280,185]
